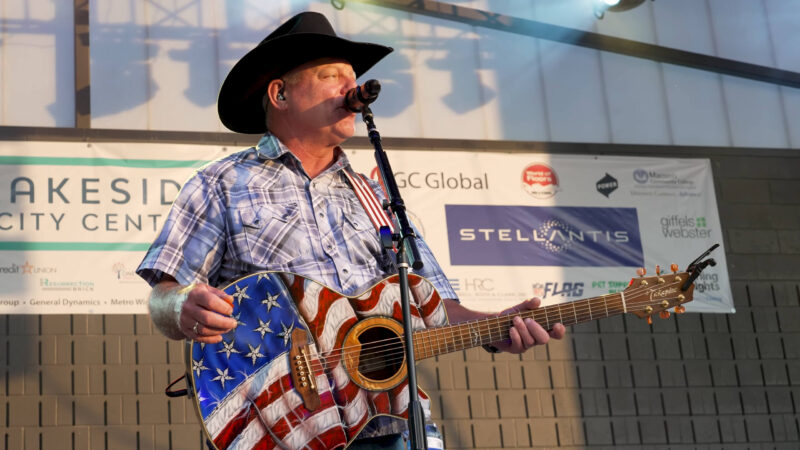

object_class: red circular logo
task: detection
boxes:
[521,163,559,199]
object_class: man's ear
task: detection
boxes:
[265,79,288,110]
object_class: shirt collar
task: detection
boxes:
[255,133,353,177]
[255,133,291,160]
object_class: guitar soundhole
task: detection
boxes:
[357,326,404,382]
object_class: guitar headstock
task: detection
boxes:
[624,264,695,324]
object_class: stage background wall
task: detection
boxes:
[1,139,798,449]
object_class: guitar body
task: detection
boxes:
[185,265,700,449]
[186,271,448,450]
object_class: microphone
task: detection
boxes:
[344,79,381,113]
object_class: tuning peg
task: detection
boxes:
[636,267,646,277]
[655,265,662,275]
[659,310,671,319]
[674,305,686,314]
[670,263,679,274]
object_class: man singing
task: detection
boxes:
[138,11,564,449]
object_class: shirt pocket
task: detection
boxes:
[233,202,306,266]
[341,202,392,268]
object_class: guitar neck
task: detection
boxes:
[413,292,625,359]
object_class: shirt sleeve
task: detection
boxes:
[137,171,226,287]
[363,177,459,302]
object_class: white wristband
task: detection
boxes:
[149,282,195,340]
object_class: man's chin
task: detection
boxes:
[332,124,356,142]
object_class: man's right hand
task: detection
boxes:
[178,283,237,344]
[151,275,237,343]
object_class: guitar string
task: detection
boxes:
[298,278,682,372]
[311,299,664,375]
[290,278,687,374]
[205,278,680,373]
[328,277,676,361]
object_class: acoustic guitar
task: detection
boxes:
[185,266,695,449]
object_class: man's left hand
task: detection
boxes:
[492,298,566,354]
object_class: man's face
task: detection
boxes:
[282,58,358,145]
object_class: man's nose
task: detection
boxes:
[341,76,357,93]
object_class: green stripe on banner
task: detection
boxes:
[0,155,206,168]
[0,242,151,251]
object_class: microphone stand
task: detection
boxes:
[360,104,427,450]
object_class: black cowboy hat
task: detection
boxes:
[217,11,393,134]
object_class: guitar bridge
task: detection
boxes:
[289,328,321,411]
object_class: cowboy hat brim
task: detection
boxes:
[218,32,392,134]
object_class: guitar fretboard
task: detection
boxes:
[412,293,625,359]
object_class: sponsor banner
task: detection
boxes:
[0,141,227,314]
[347,150,732,314]
[446,205,644,267]
[1,142,732,315]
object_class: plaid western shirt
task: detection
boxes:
[137,133,457,301]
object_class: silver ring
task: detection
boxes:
[192,321,200,335]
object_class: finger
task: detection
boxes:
[514,316,536,348]
[507,326,524,352]
[184,303,238,331]
[193,334,225,344]
[549,323,566,340]
[208,286,235,307]
[180,311,223,338]
[524,318,550,345]
[190,288,234,316]
[522,297,541,309]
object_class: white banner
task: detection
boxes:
[0,141,227,314]
[0,142,732,315]
[346,149,733,315]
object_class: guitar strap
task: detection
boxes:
[342,169,396,242]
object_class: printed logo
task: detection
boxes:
[40,278,95,292]
[0,261,57,275]
[660,215,712,239]
[521,163,559,199]
[591,280,630,293]
[531,282,584,299]
[694,272,720,294]
[632,169,695,188]
[633,169,649,184]
[446,205,644,267]
[596,173,618,197]
[630,169,698,198]
[370,167,489,190]
[112,262,141,283]
[450,278,495,292]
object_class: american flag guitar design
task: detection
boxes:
[187,271,448,449]
[187,267,697,449]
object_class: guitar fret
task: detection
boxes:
[572,302,578,325]
[588,299,593,321]
[603,295,609,318]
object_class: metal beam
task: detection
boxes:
[349,0,800,90]
[1,125,797,158]
[74,0,91,128]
